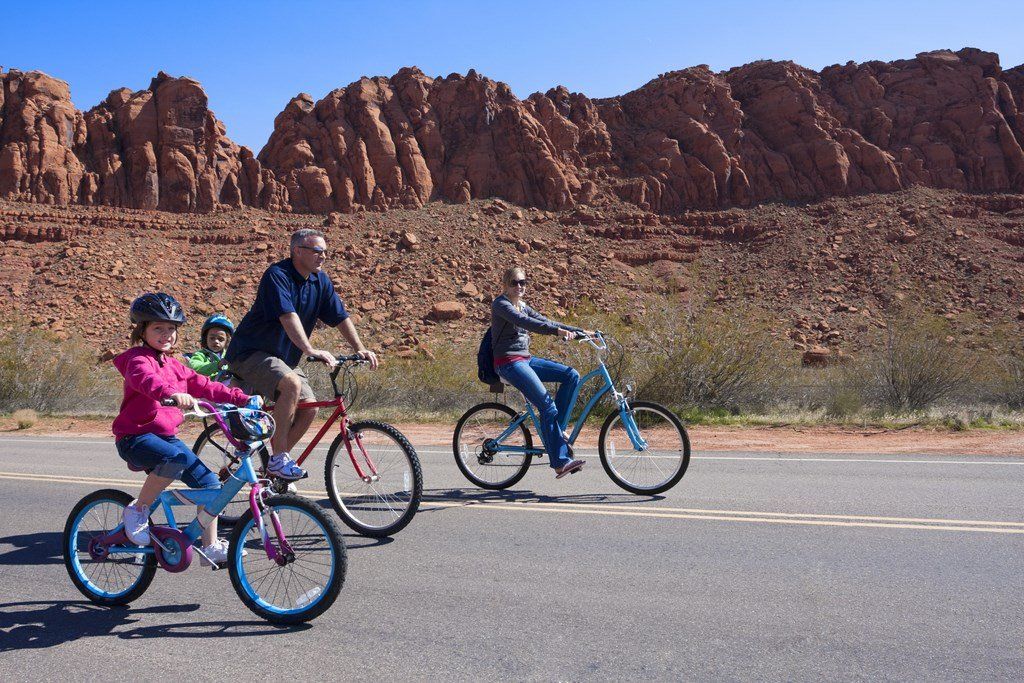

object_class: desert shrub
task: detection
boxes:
[12,408,38,429]
[301,341,481,419]
[0,328,121,413]
[627,303,789,412]
[858,313,977,413]
[533,298,790,413]
[989,355,1024,409]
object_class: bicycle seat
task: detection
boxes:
[126,463,147,472]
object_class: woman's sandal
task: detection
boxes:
[555,459,586,479]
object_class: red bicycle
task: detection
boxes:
[193,355,422,538]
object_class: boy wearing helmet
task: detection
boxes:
[186,313,234,378]
[112,293,258,566]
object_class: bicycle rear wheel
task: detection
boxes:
[228,494,346,624]
[325,421,422,538]
[598,401,690,495]
[193,423,262,523]
[63,489,157,606]
[453,402,533,489]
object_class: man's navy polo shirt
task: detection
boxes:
[226,258,349,368]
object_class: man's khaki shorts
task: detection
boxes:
[229,351,315,403]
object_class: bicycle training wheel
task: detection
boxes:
[598,400,690,495]
[228,494,346,624]
[63,489,157,606]
[193,423,262,523]
[325,421,423,537]
[453,402,533,489]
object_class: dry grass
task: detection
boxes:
[12,408,38,429]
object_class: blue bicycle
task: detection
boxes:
[453,332,690,494]
[63,400,347,624]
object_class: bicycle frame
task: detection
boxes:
[273,361,381,482]
[491,335,649,455]
[93,402,291,564]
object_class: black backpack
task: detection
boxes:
[477,328,504,392]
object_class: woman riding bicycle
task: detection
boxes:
[491,266,592,478]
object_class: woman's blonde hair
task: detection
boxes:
[501,266,526,288]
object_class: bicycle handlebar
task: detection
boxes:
[574,330,608,351]
[306,353,369,365]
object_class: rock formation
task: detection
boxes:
[258,48,1024,213]
[1,69,285,212]
[2,48,1024,214]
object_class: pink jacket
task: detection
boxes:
[112,346,249,440]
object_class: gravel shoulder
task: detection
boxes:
[3,414,1022,454]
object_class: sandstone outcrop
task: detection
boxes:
[258,68,581,212]
[1,69,285,212]
[3,48,1024,214]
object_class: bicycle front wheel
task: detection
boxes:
[63,489,157,606]
[325,421,422,538]
[453,402,533,489]
[598,401,690,495]
[229,494,346,624]
[193,423,262,524]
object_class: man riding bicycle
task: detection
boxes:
[225,228,378,480]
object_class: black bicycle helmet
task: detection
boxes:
[130,292,186,325]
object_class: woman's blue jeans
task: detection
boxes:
[496,357,580,469]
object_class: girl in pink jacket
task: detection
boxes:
[113,293,252,566]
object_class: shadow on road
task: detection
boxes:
[118,620,310,638]
[420,488,665,507]
[0,600,307,650]
[0,601,199,651]
[0,532,62,566]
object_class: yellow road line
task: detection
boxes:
[8,471,1022,535]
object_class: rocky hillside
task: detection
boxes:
[2,48,1023,215]
[2,185,1023,362]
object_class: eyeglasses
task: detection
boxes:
[511,279,528,287]
[297,245,329,258]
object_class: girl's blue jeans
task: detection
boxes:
[116,433,220,489]
[496,356,580,469]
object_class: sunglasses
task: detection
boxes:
[297,245,330,258]
[511,279,528,287]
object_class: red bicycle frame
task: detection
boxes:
[264,360,381,481]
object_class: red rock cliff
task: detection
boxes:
[2,48,1023,214]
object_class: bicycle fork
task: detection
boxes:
[345,428,380,483]
[615,394,649,452]
[250,483,294,566]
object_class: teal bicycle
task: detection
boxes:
[453,332,690,494]
[63,400,347,624]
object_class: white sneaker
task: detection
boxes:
[122,501,151,545]
[200,538,246,567]
[267,452,307,481]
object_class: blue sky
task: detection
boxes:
[4,1,1022,151]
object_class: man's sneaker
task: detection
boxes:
[199,538,246,567]
[267,452,308,481]
[122,501,151,545]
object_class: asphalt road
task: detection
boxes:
[0,435,1022,681]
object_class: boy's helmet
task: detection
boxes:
[201,313,235,336]
[130,293,186,325]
